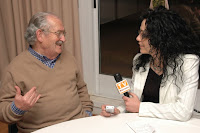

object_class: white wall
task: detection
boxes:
[78,0,97,95]
[78,0,123,114]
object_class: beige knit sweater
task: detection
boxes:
[0,50,93,133]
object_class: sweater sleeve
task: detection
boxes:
[139,55,199,121]
[74,58,93,112]
[0,71,24,123]
[76,72,93,112]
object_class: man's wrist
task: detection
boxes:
[11,101,27,115]
[85,110,92,116]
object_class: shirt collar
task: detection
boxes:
[28,46,60,68]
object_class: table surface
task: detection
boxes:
[32,113,200,133]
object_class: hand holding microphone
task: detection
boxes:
[114,73,140,112]
[101,73,134,117]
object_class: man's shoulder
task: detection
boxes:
[181,54,199,61]
[133,53,142,60]
[8,50,30,68]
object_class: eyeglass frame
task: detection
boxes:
[41,29,66,38]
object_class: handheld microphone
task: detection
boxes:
[114,73,130,97]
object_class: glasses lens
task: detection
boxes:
[57,31,66,38]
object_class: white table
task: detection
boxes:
[32,113,200,133]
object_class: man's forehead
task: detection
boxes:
[47,16,64,29]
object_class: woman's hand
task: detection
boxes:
[122,92,140,113]
[100,104,120,117]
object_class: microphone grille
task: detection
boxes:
[114,73,122,82]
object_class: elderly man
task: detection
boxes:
[0,12,93,133]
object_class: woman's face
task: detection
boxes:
[136,19,152,55]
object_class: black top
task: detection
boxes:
[142,68,163,103]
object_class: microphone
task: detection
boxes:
[114,73,130,97]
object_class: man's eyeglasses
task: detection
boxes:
[42,29,66,38]
[138,29,148,39]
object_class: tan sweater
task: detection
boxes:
[0,50,93,133]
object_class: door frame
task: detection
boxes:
[78,0,130,114]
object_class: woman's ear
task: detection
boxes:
[36,29,44,42]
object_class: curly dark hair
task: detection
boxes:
[134,6,200,85]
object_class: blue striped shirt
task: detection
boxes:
[11,101,26,115]
[28,47,60,68]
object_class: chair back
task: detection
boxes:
[8,124,18,133]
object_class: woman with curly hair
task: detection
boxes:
[101,6,200,121]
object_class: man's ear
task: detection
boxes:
[36,29,44,42]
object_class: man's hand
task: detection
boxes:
[122,92,140,112]
[14,86,41,111]
[100,105,120,117]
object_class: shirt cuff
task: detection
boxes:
[11,101,26,115]
[85,110,92,116]
[117,105,126,113]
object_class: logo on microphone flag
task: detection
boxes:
[115,79,130,94]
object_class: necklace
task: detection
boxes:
[150,60,162,72]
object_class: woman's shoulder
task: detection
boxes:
[181,54,199,60]
[180,54,199,69]
[133,53,142,60]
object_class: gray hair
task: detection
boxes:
[24,12,58,45]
